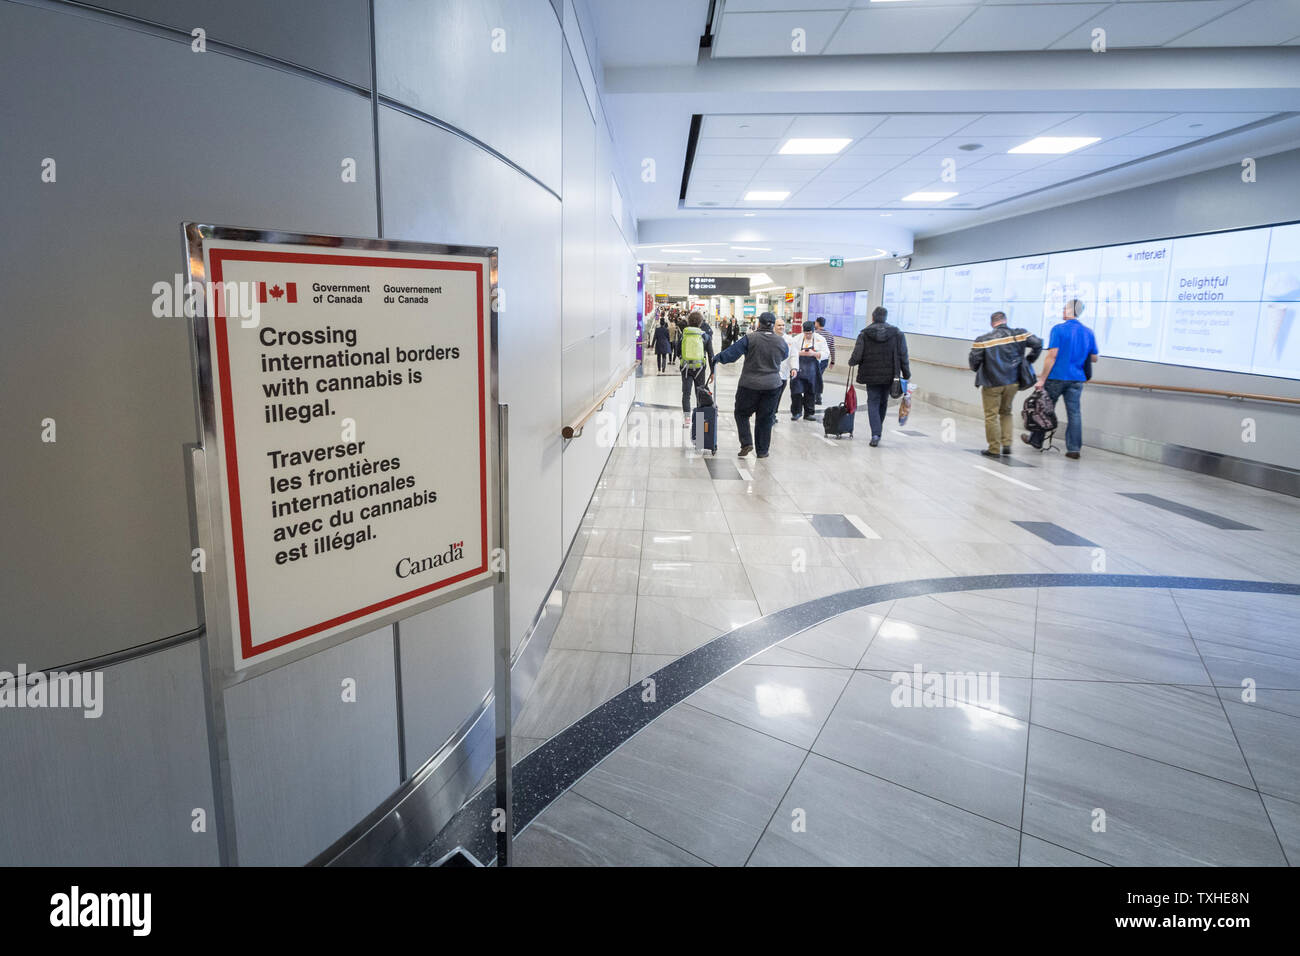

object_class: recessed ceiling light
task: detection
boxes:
[779,138,852,155]
[902,191,958,202]
[879,213,892,217]
[660,248,701,253]
[1008,136,1100,154]
[730,246,771,251]
[744,213,756,217]
[745,190,790,201]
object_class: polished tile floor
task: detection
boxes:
[502,360,1300,866]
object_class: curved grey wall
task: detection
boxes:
[0,0,637,865]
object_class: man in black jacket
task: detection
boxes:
[969,311,1043,458]
[847,306,910,447]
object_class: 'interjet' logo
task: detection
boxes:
[50,887,150,936]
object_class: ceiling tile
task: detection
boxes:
[1080,135,1200,155]
[1131,112,1276,137]
[782,114,890,139]
[694,137,782,157]
[1040,112,1175,137]
[692,154,766,171]
[823,7,981,54]
[1049,1,1243,49]
[942,113,1079,137]
[701,115,795,138]
[712,10,848,57]
[870,114,979,137]
[1166,0,1300,46]
[935,4,1109,52]
[759,153,843,170]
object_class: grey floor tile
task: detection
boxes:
[573,704,806,867]
[1022,725,1287,866]
[687,663,853,749]
[1196,638,1300,691]
[1018,834,1109,867]
[512,650,630,740]
[549,591,637,654]
[748,753,1020,867]
[638,560,755,601]
[1030,680,1253,787]
[515,791,710,867]
[570,555,641,595]
[1261,794,1300,866]
[1221,699,1300,803]
[1036,588,1189,639]
[574,526,643,559]
[1172,589,1300,660]
[632,596,760,657]
[813,672,1029,828]
[643,507,732,533]
[860,616,1036,679]
[630,653,677,685]
[1032,617,1210,685]
[723,512,819,536]
[741,562,860,615]
[640,530,739,563]
[587,506,645,531]
[777,605,891,668]
[888,593,1036,653]
[731,533,846,568]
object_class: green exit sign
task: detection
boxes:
[829,257,844,268]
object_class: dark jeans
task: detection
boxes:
[1045,379,1084,452]
[772,381,786,425]
[735,384,782,455]
[790,380,815,419]
[817,358,828,402]
[865,383,891,439]
[681,363,707,414]
[656,351,667,372]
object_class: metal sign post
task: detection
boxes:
[492,403,513,867]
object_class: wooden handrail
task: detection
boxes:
[909,357,1300,407]
[562,361,641,439]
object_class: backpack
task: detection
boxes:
[681,326,706,366]
[1021,390,1058,449]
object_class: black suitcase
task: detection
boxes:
[692,405,718,455]
[822,403,854,438]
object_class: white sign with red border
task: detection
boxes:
[188,228,497,674]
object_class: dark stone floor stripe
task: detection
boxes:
[703,456,742,479]
[1013,521,1097,547]
[1118,492,1260,530]
[414,573,1299,866]
[967,449,1036,467]
[807,513,864,538]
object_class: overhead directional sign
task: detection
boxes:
[688,276,750,295]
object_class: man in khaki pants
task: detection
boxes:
[968,312,1042,459]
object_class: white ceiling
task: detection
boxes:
[685,109,1278,211]
[711,0,1300,57]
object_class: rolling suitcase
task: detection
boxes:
[692,405,718,455]
[822,404,854,438]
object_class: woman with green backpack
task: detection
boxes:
[678,312,715,425]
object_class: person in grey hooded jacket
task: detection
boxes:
[713,312,789,459]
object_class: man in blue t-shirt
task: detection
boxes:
[1031,298,1098,459]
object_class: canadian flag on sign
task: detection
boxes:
[258,281,298,303]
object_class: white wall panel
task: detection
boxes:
[0,640,218,865]
[86,0,372,87]
[378,106,564,660]
[0,2,378,672]
[225,627,399,866]
[375,0,562,192]
[562,51,597,354]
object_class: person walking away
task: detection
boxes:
[653,319,671,374]
[679,311,715,426]
[814,317,836,404]
[714,312,788,459]
[1031,298,1098,460]
[969,311,1042,458]
[789,320,830,421]
[847,306,910,447]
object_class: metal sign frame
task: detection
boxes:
[182,223,512,864]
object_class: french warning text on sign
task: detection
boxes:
[200,240,493,668]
